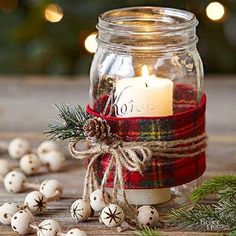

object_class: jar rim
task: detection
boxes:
[98,6,198,34]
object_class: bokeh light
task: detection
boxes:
[0,0,18,12]
[84,32,98,53]
[44,4,63,23]
[206,2,225,21]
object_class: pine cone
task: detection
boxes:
[83,117,111,142]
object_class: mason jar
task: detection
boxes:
[88,6,205,205]
[90,6,203,116]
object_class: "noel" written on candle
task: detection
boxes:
[114,65,174,117]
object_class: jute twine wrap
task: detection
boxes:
[69,132,207,207]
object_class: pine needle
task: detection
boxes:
[190,175,236,203]
[215,197,236,224]
[168,204,227,231]
[134,226,163,236]
[169,176,236,232]
[45,103,91,140]
[218,186,236,200]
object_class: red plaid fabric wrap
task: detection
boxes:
[86,94,206,189]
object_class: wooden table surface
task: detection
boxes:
[0,75,236,235]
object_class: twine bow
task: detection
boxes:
[69,138,152,207]
[69,130,207,208]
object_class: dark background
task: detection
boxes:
[0,0,235,75]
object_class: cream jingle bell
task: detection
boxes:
[0,202,20,225]
[37,220,88,236]
[8,138,31,159]
[19,153,41,175]
[24,191,48,214]
[11,215,89,236]
[100,204,125,227]
[70,199,92,221]
[90,189,111,212]
[136,205,159,227]
[37,140,60,162]
[0,189,62,226]
[39,179,63,199]
[8,209,89,236]
[37,219,61,236]
[11,210,35,234]
[37,221,88,236]
[40,150,65,172]
[3,171,63,199]
[3,171,27,193]
[2,152,65,176]
[20,190,59,215]
[20,151,65,175]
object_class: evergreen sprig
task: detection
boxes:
[169,204,230,231]
[169,176,236,232]
[189,175,236,203]
[45,103,91,140]
[218,186,236,200]
[134,226,163,236]
[216,197,236,223]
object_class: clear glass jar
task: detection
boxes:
[89,7,205,205]
[90,6,204,117]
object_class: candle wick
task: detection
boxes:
[145,82,148,88]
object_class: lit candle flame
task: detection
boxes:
[141,65,149,78]
[141,65,149,87]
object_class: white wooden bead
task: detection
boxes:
[0,159,11,176]
[90,189,111,212]
[37,219,61,236]
[24,191,47,213]
[37,141,60,162]
[66,228,87,236]
[101,204,124,227]
[8,138,30,159]
[70,199,91,222]
[11,210,35,234]
[42,151,65,172]
[0,202,20,225]
[20,153,41,175]
[39,179,63,199]
[4,171,27,193]
[136,205,159,227]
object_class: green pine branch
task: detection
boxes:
[218,186,236,200]
[216,197,236,223]
[134,226,163,236]
[169,176,236,232]
[190,175,236,203]
[45,103,91,140]
[168,204,228,231]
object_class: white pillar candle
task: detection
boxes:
[114,65,173,117]
[112,65,173,205]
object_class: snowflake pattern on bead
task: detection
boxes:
[33,196,47,212]
[103,205,122,225]
[71,203,84,220]
[37,219,61,236]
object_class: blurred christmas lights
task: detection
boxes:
[206,2,225,21]
[84,33,98,53]
[0,0,18,12]
[44,4,63,23]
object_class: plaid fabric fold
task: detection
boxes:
[86,93,206,189]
